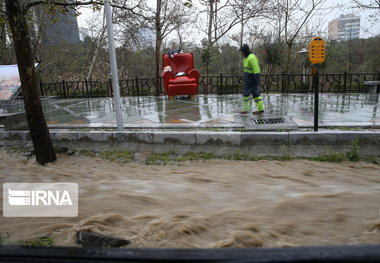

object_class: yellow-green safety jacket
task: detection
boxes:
[243,53,261,74]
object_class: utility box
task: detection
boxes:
[309,37,326,64]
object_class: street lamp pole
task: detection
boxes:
[297,48,308,83]
[104,0,123,131]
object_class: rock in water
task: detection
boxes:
[76,231,130,248]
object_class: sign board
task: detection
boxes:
[309,37,326,64]
[0,64,22,102]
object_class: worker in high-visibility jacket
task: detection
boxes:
[239,44,265,114]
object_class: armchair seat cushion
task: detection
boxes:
[167,83,198,96]
[168,76,196,85]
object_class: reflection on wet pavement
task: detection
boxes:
[0,94,379,126]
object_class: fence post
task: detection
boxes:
[108,79,112,97]
[343,71,347,93]
[84,79,89,97]
[281,72,285,93]
[219,73,223,94]
[61,80,66,98]
[201,76,206,94]
[40,80,44,96]
[134,76,139,96]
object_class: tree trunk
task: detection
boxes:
[0,0,7,64]
[5,0,56,165]
[239,11,244,47]
[0,21,6,64]
[87,19,106,80]
[285,43,292,73]
[214,0,217,41]
[207,0,213,47]
[154,0,162,96]
[204,0,214,77]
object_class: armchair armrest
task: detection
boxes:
[162,71,175,89]
[162,70,175,79]
[186,69,200,83]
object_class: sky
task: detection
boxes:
[76,0,380,45]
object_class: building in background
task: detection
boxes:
[328,14,361,42]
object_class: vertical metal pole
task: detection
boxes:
[313,64,319,131]
[104,0,123,131]
[302,65,306,83]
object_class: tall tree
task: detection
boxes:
[231,0,268,47]
[0,0,8,64]
[86,12,106,80]
[352,0,380,9]
[198,0,267,75]
[122,0,188,95]
[4,0,134,164]
[270,0,325,73]
[5,0,56,164]
[152,0,188,95]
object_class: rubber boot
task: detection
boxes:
[253,96,265,114]
[241,96,251,114]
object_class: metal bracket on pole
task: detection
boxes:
[104,0,123,131]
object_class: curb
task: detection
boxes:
[1,130,379,157]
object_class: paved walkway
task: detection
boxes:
[1,94,379,129]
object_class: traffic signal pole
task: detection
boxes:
[309,37,325,132]
[313,64,319,131]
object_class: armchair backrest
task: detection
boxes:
[162,53,194,73]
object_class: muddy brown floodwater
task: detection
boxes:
[0,151,379,248]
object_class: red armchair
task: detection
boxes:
[161,53,200,97]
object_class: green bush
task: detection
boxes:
[18,237,53,247]
[310,152,346,162]
[177,152,214,161]
[346,139,360,162]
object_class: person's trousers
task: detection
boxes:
[241,73,265,112]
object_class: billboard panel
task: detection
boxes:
[0,64,22,102]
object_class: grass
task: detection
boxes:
[145,151,215,164]
[309,152,347,162]
[4,146,31,154]
[176,152,214,162]
[223,153,294,162]
[346,139,360,162]
[78,149,97,157]
[224,153,257,161]
[18,237,53,247]
[2,139,375,165]
[100,150,134,164]
[78,149,134,164]
[145,152,173,165]
[144,139,363,164]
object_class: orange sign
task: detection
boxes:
[309,37,326,64]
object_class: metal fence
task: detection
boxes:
[39,72,379,98]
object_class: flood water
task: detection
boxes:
[0,151,379,248]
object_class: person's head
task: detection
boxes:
[239,44,251,58]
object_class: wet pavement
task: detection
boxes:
[0,94,379,128]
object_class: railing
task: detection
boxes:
[39,72,379,98]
